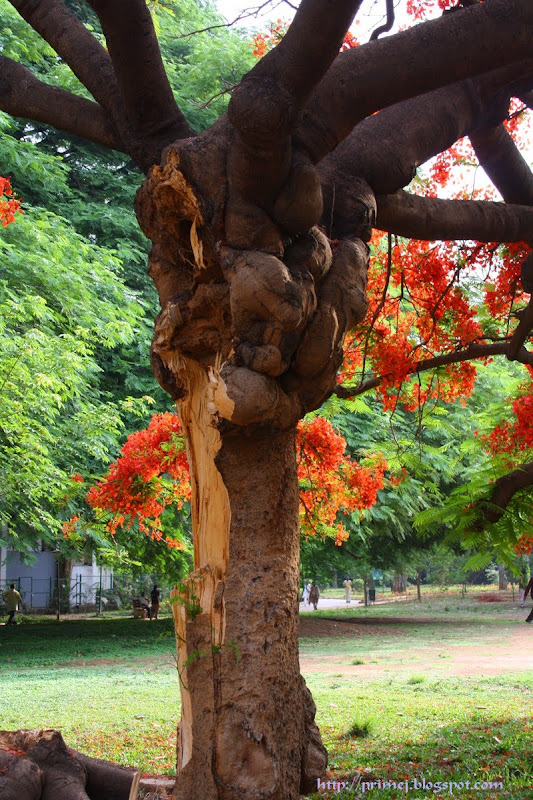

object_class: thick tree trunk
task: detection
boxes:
[498,563,508,591]
[134,125,367,800]
[171,412,326,800]
[392,572,407,594]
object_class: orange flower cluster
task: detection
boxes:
[69,414,386,549]
[343,234,490,411]
[86,412,191,542]
[483,241,529,318]
[62,514,80,536]
[516,534,533,556]
[0,177,22,227]
[341,31,359,50]
[251,21,358,60]
[297,417,386,544]
[485,373,533,461]
[406,0,457,21]
[250,20,287,58]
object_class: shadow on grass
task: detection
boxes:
[309,716,533,799]
[0,616,176,669]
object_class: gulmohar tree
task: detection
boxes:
[3,0,533,798]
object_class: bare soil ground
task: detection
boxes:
[298,616,533,676]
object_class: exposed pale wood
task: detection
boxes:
[127,771,141,800]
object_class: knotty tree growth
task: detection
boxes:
[3,1,533,798]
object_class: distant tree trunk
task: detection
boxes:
[498,563,508,591]
[392,571,407,594]
[416,571,422,602]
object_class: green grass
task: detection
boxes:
[0,616,179,772]
[1,601,532,796]
[343,717,375,739]
[308,591,525,620]
[306,674,532,799]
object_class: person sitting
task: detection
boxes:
[138,592,151,619]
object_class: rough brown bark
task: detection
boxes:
[0,56,122,152]
[87,0,193,149]
[469,124,533,205]
[297,0,533,161]
[376,192,533,245]
[319,62,533,227]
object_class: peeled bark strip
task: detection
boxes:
[162,357,327,798]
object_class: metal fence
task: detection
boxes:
[0,573,170,615]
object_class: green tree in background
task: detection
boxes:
[0,0,254,559]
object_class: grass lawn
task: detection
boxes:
[0,600,531,798]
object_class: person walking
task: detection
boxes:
[343,578,352,604]
[308,582,320,611]
[3,583,23,625]
[150,585,161,620]
[302,582,311,605]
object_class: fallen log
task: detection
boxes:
[0,730,135,800]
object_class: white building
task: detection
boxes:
[0,545,113,610]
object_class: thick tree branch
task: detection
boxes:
[507,295,533,361]
[296,0,533,162]
[229,0,364,149]
[376,191,533,244]
[469,123,533,204]
[225,0,366,250]
[319,64,533,236]
[9,0,122,120]
[335,341,533,399]
[0,56,124,151]
[483,461,533,524]
[86,0,193,147]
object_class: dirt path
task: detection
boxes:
[298,616,533,677]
